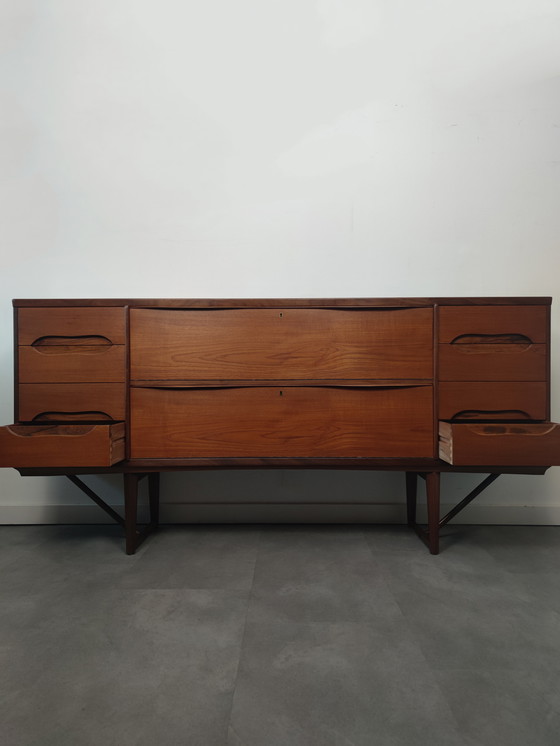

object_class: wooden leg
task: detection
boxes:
[148,472,160,526]
[426,472,441,555]
[124,473,140,555]
[405,472,417,526]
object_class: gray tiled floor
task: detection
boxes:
[1,524,560,745]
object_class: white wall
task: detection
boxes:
[1,0,560,524]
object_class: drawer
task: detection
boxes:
[18,345,125,383]
[439,421,560,466]
[438,306,548,344]
[130,385,434,458]
[439,382,548,420]
[0,423,125,468]
[130,308,433,381]
[18,307,126,345]
[438,343,547,381]
[18,383,126,422]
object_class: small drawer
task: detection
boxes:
[130,385,434,458]
[439,382,548,420]
[18,307,126,346]
[438,343,547,381]
[0,423,125,468]
[439,421,560,466]
[18,383,126,422]
[438,306,548,344]
[18,345,125,383]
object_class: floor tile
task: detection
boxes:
[1,587,248,746]
[229,620,465,746]
[434,668,560,746]
[248,526,400,624]
[118,525,261,591]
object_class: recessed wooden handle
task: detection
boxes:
[31,411,114,422]
[451,333,533,345]
[32,335,112,347]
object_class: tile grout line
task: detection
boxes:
[223,526,262,744]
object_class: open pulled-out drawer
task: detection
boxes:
[439,421,560,466]
[0,423,125,467]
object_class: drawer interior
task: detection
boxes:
[0,423,125,467]
[439,421,560,466]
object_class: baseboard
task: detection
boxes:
[1,502,560,525]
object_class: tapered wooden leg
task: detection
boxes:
[426,472,441,555]
[124,473,140,555]
[405,472,417,526]
[148,472,160,525]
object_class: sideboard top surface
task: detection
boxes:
[12,297,553,308]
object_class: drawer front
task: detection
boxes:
[18,345,126,383]
[0,423,125,467]
[438,306,548,343]
[18,307,126,345]
[439,421,560,466]
[439,382,548,421]
[130,386,434,458]
[130,308,433,380]
[18,383,126,422]
[438,343,547,381]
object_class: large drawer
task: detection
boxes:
[130,308,433,381]
[438,421,560,466]
[18,345,126,383]
[0,423,125,467]
[130,385,434,458]
[18,307,126,345]
[439,382,548,420]
[18,383,126,422]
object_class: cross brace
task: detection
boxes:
[66,472,160,554]
[406,471,501,554]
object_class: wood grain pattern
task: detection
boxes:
[439,421,560,466]
[130,308,434,380]
[18,345,125,383]
[439,381,548,420]
[438,306,548,343]
[130,386,434,458]
[0,423,125,467]
[18,383,126,422]
[438,344,547,381]
[18,307,126,345]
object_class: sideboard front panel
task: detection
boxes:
[130,385,434,458]
[130,308,434,381]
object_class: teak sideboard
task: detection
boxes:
[1,297,559,555]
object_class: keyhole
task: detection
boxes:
[279,312,283,318]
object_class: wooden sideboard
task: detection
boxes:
[1,297,559,554]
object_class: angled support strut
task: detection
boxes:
[66,472,160,554]
[406,472,501,554]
